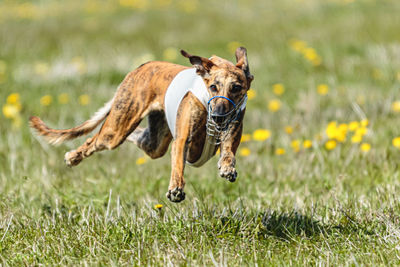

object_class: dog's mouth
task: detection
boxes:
[206,95,247,145]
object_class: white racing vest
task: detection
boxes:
[164,68,216,167]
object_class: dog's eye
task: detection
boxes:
[232,84,242,93]
[209,84,218,92]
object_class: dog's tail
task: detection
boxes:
[29,96,114,145]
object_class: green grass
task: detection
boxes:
[2,0,400,265]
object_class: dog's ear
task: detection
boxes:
[181,50,214,77]
[235,47,254,88]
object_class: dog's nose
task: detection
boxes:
[211,104,228,123]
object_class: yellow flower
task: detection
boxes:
[216,148,220,155]
[253,129,271,141]
[227,41,242,54]
[272,83,285,96]
[136,157,147,165]
[351,134,362,143]
[284,126,293,134]
[247,89,256,100]
[325,140,337,150]
[372,68,383,80]
[79,94,90,106]
[325,121,338,139]
[317,84,329,95]
[239,147,251,157]
[163,47,178,62]
[6,93,20,105]
[303,140,312,149]
[275,148,285,155]
[355,127,367,137]
[360,119,369,127]
[392,101,400,112]
[2,104,19,119]
[268,99,281,112]
[58,93,69,104]
[34,62,49,76]
[240,134,251,143]
[348,121,359,131]
[360,143,371,152]
[289,39,307,52]
[393,137,400,149]
[291,140,300,152]
[154,204,163,209]
[40,95,52,106]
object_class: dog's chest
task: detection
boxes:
[164,68,209,138]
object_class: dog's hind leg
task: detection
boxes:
[64,80,149,166]
[126,110,172,159]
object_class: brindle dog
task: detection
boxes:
[29,47,254,202]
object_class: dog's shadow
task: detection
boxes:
[215,209,374,241]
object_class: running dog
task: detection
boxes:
[29,47,254,202]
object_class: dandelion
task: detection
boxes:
[58,93,69,104]
[247,88,256,100]
[240,134,251,143]
[303,140,312,149]
[136,157,147,165]
[355,127,367,137]
[360,119,369,127]
[253,129,271,141]
[268,99,281,112]
[289,39,307,52]
[40,95,52,106]
[325,121,338,139]
[2,104,19,119]
[275,148,285,155]
[360,143,371,152]
[284,126,293,134]
[163,47,178,62]
[272,83,285,96]
[348,121,359,131]
[391,101,400,112]
[351,134,362,144]
[291,140,300,152]
[154,204,163,209]
[79,94,90,106]
[227,41,243,55]
[6,93,20,105]
[239,147,251,157]
[325,140,337,150]
[393,137,400,149]
[317,84,329,95]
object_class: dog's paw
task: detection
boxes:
[64,151,82,167]
[219,166,237,182]
[166,187,186,203]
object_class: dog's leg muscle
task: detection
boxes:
[126,111,172,159]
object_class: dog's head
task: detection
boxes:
[181,47,254,120]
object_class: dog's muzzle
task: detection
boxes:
[206,95,247,145]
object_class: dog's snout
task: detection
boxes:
[213,104,227,116]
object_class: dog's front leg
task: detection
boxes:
[166,137,187,202]
[218,121,243,183]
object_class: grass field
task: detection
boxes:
[2,0,400,265]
